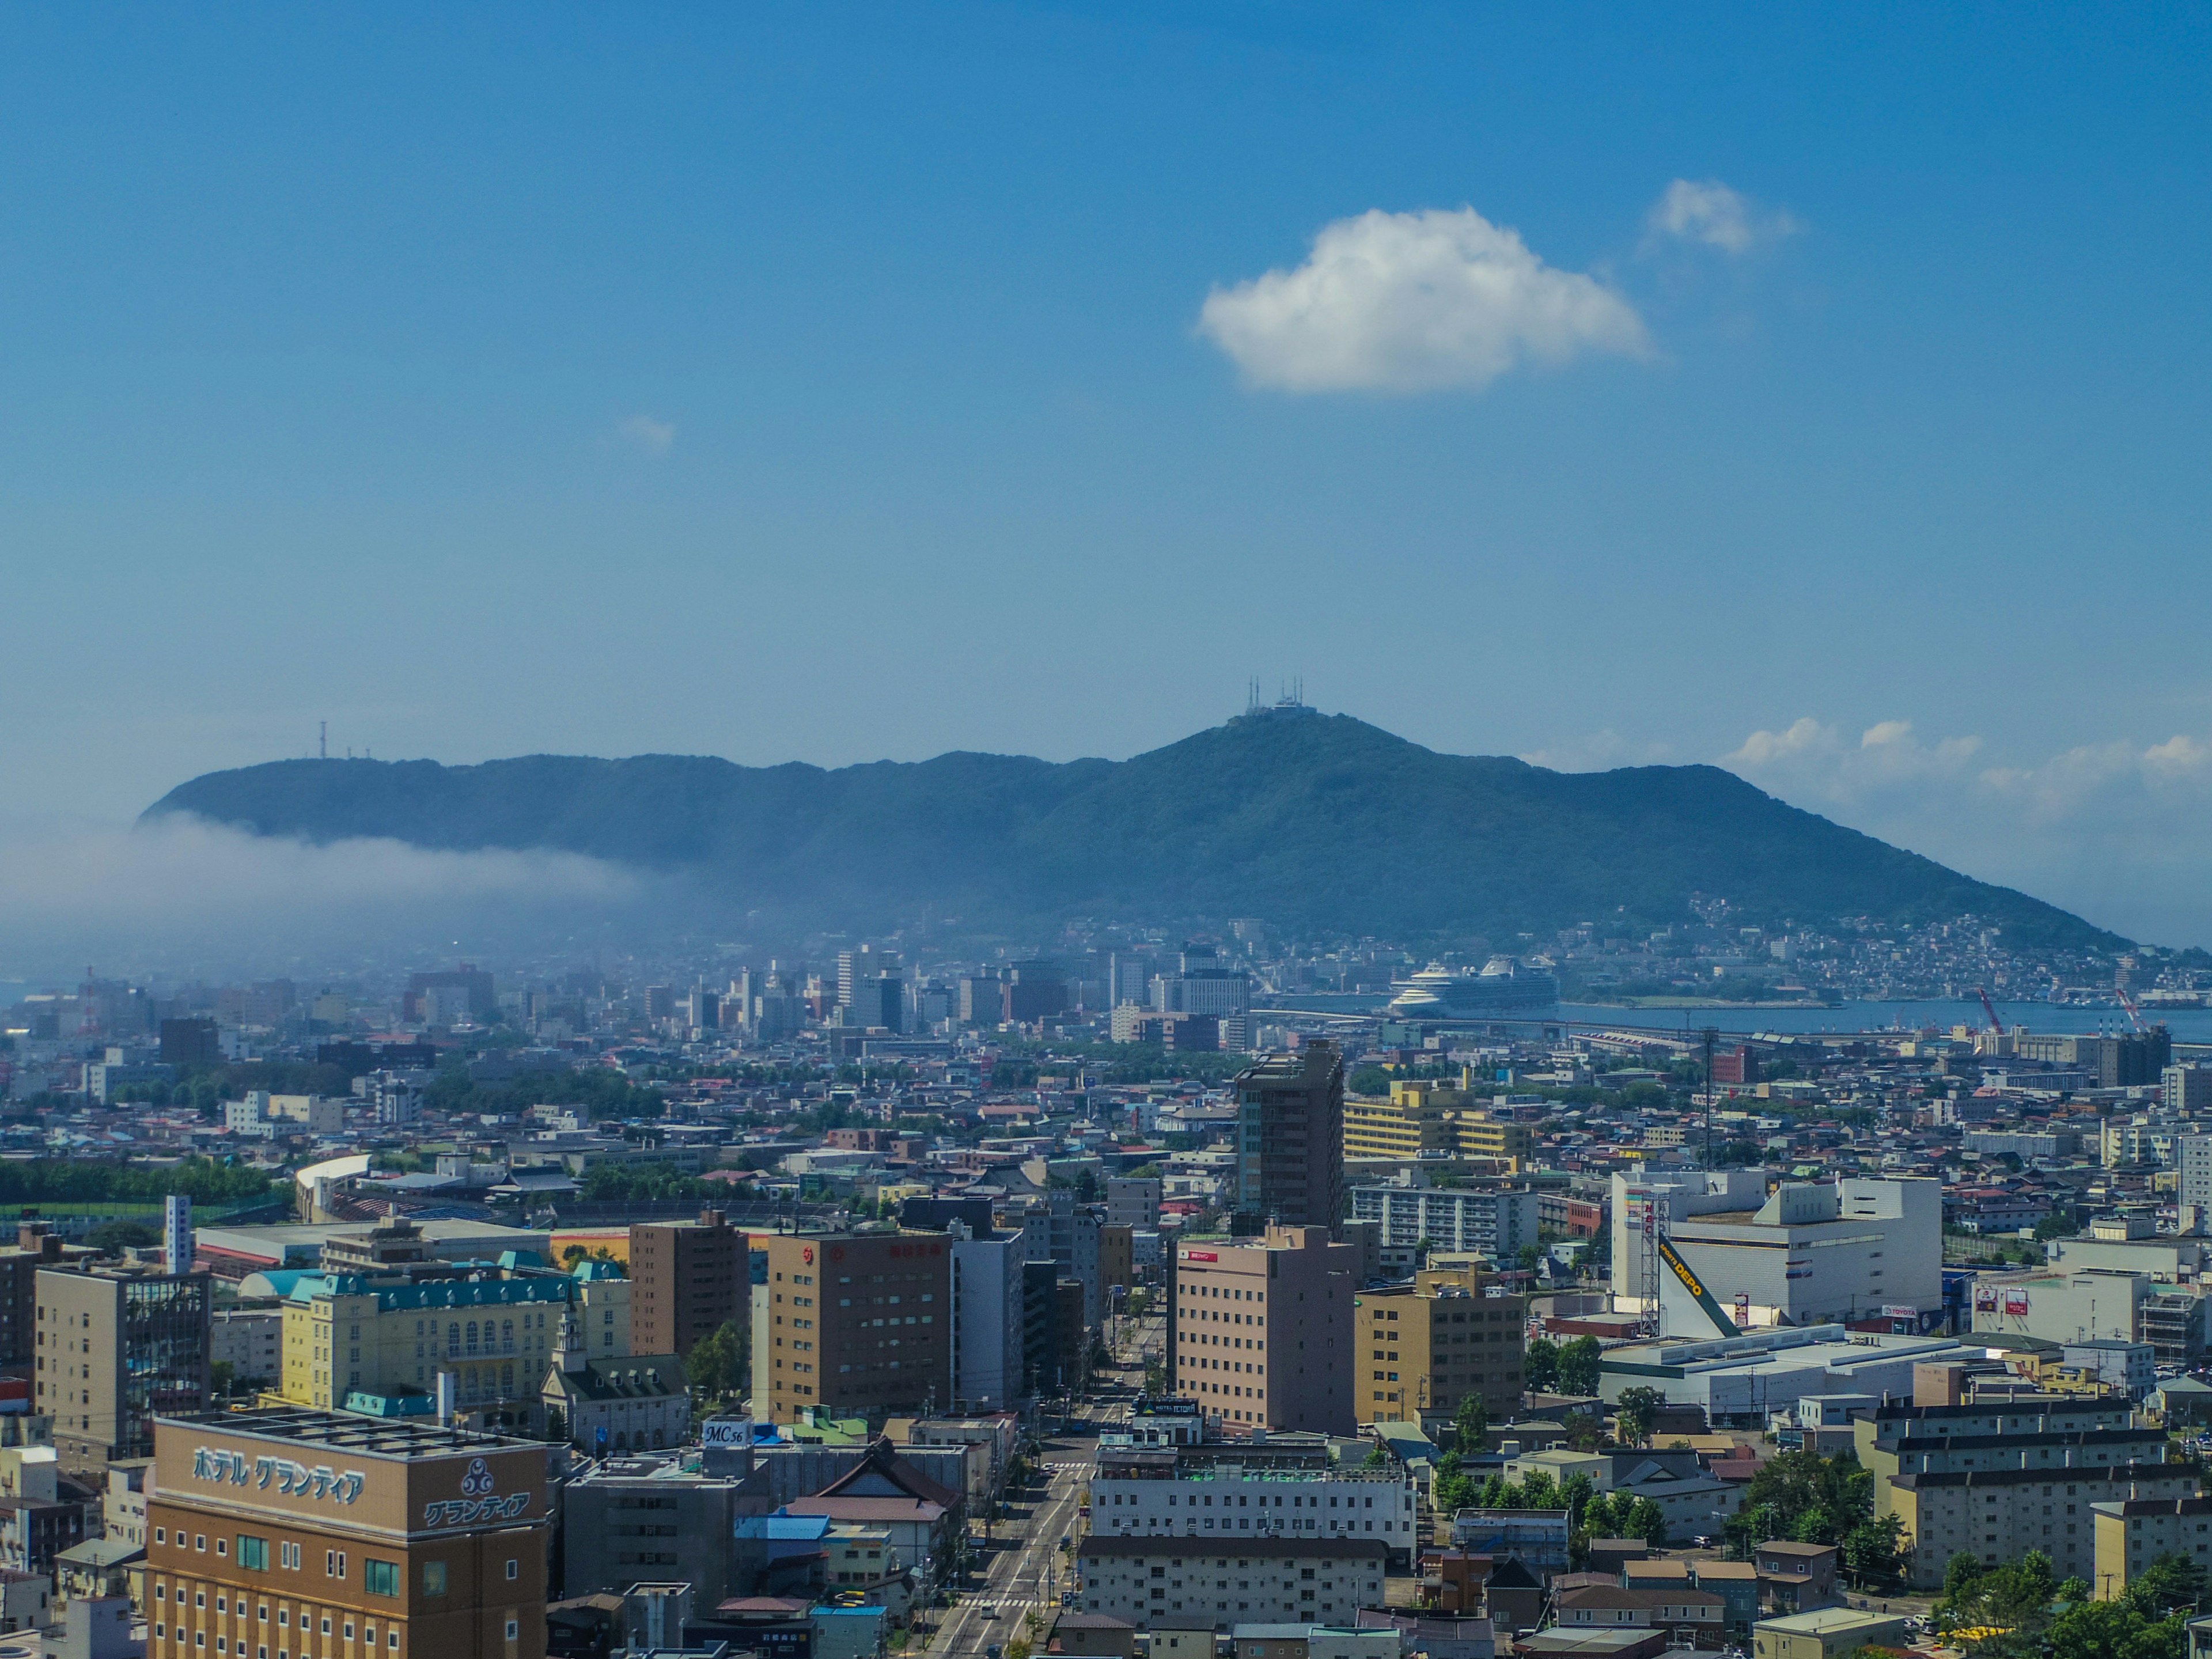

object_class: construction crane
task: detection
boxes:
[1977,986,2004,1032]
[2118,987,2146,1033]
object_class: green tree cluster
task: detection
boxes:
[0,1156,275,1209]
[684,1319,749,1406]
[1613,1386,1664,1448]
[1937,1548,2205,1659]
[1721,1449,1904,1585]
[1531,1336,1601,1395]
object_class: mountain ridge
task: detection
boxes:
[141,711,2124,949]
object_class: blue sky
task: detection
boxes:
[4,4,2211,948]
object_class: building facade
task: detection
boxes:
[147,1407,550,1659]
[1354,1277,1526,1426]
[1089,1461,1418,1565]
[630,1209,748,1358]
[1076,1535,1387,1630]
[1233,1045,1345,1230]
[37,1266,211,1473]
[946,1230,1027,1414]
[1349,1187,1540,1259]
[1171,1228,1358,1435]
[761,1233,953,1424]
[278,1269,571,1429]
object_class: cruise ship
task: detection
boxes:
[1387,956,1561,1021]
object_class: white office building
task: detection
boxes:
[948,1228,1028,1413]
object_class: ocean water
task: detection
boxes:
[1261,992,2212,1041]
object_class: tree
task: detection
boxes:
[86,1219,158,1255]
[1516,1244,1543,1272]
[1560,1410,1606,1452]
[1722,1449,1874,1558]
[1581,1491,1619,1539]
[1613,1387,1664,1449]
[1556,1336,1603,1396]
[1623,1498,1668,1547]
[685,1319,749,1405]
[1525,1337,1561,1392]
[1842,1513,1908,1588]
[1454,1393,1489,1452]
[1431,1451,1477,1516]
[2128,1553,2209,1618]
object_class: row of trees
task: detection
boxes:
[0,1154,275,1207]
[1937,1547,2204,1659]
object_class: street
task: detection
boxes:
[930,1431,1095,1659]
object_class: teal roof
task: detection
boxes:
[287,1272,573,1313]
[570,1258,627,1281]
[343,1389,435,1418]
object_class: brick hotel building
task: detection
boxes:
[146,1407,550,1659]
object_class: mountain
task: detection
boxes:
[141,709,2123,949]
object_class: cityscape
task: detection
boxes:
[3,10,2210,1659]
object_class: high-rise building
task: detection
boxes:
[157,1018,222,1070]
[37,1266,212,1473]
[845,975,904,1032]
[1233,1043,1346,1229]
[1022,1191,1102,1327]
[630,1209,747,1358]
[944,1225,1028,1413]
[1004,961,1068,1024]
[760,1234,952,1423]
[836,947,898,1009]
[403,965,496,1024]
[165,1196,194,1276]
[2165,1066,2212,1115]
[959,974,1004,1027]
[1150,968,1252,1017]
[0,1223,65,1366]
[1107,953,1153,1012]
[1169,1225,1358,1435]
[1354,1271,1527,1426]
[147,1406,551,1659]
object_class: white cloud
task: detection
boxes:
[1645,179,1800,255]
[1724,718,1979,798]
[1198,206,1649,393]
[0,813,649,980]
[1520,729,1675,772]
[1726,717,1837,769]
[618,414,675,453]
[1721,716,2212,944]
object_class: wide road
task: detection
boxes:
[933,1432,1094,1659]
